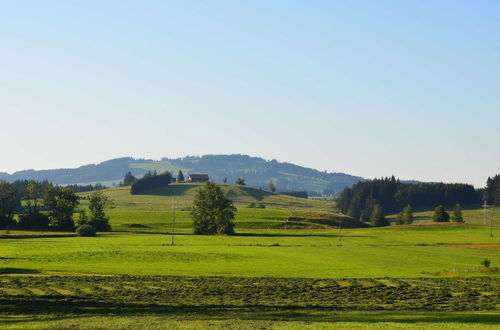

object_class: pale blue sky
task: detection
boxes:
[1,1,499,187]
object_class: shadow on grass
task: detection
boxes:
[233,232,375,238]
[0,297,499,325]
[144,184,198,197]
[0,268,39,274]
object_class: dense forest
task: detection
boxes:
[130,171,173,194]
[336,176,479,220]
[484,174,500,205]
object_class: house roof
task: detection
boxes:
[188,174,209,179]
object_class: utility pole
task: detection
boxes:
[484,200,487,225]
[490,206,494,237]
[171,196,176,246]
[338,211,343,246]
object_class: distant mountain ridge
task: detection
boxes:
[0,155,366,194]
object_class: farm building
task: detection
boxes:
[187,174,209,182]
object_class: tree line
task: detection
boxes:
[0,180,111,234]
[336,176,479,220]
[484,175,500,205]
[130,170,173,194]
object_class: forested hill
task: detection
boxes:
[0,155,365,194]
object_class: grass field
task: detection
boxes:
[1,226,499,278]
[1,186,499,329]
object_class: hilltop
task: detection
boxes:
[0,154,366,194]
[78,183,368,231]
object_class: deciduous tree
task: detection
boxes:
[191,182,236,235]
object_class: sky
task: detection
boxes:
[0,0,499,187]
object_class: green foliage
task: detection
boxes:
[191,182,236,235]
[484,174,500,205]
[24,181,42,213]
[177,170,185,183]
[130,171,172,194]
[451,203,464,222]
[76,224,96,237]
[432,205,450,223]
[44,185,79,231]
[481,258,491,268]
[0,181,20,229]
[17,213,49,230]
[370,204,389,227]
[86,191,112,231]
[396,205,413,225]
[235,178,246,186]
[267,180,276,192]
[337,176,478,219]
[121,171,136,186]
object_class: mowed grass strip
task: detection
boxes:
[0,276,497,313]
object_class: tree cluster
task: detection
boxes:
[119,172,137,186]
[395,205,413,225]
[0,180,112,233]
[337,176,478,220]
[130,171,173,194]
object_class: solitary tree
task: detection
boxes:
[191,182,236,235]
[432,205,450,222]
[370,204,389,227]
[267,180,276,193]
[177,170,185,183]
[451,203,464,222]
[86,191,112,231]
[235,178,246,186]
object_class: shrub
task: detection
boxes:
[481,258,491,268]
[432,205,450,222]
[76,225,96,237]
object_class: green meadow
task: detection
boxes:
[1,184,499,329]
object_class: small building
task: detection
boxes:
[187,174,209,182]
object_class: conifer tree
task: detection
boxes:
[177,170,185,183]
[451,203,464,222]
[370,204,389,227]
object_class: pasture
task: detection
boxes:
[1,185,499,329]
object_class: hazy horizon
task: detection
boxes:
[1,1,499,187]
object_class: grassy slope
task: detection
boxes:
[87,183,335,211]
[388,206,500,226]
[78,183,364,231]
